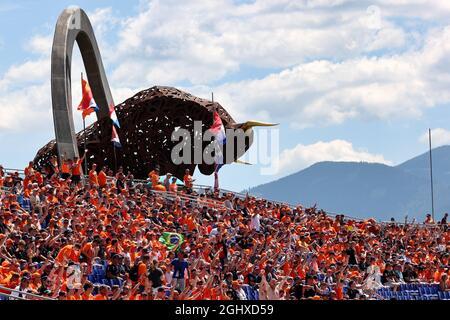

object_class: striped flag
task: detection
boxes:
[109,103,120,128]
[209,111,226,191]
[111,126,122,148]
[77,75,99,119]
[209,111,226,145]
[209,111,226,173]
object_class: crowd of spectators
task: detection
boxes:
[0,159,449,300]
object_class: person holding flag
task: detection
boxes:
[208,111,226,191]
[159,232,188,290]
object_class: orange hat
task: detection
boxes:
[2,260,11,267]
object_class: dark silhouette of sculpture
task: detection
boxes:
[35,86,257,180]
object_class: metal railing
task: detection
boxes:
[1,168,448,227]
[0,285,55,300]
[149,189,228,210]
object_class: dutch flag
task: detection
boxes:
[109,103,121,128]
[209,111,226,172]
[210,111,226,145]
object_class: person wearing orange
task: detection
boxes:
[81,282,94,300]
[0,272,20,293]
[98,166,108,188]
[94,285,109,300]
[137,255,150,288]
[34,171,44,186]
[23,161,35,188]
[153,182,166,192]
[24,161,34,177]
[88,163,99,186]
[80,238,100,267]
[71,151,86,185]
[183,169,194,192]
[55,243,81,266]
[60,154,72,180]
[169,177,178,193]
[149,167,160,189]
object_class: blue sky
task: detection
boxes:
[2,0,450,192]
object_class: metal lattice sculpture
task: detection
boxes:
[34,86,254,180]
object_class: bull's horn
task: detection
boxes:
[234,159,252,165]
[233,120,278,131]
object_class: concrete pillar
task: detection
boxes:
[51,7,114,169]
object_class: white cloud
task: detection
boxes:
[274,139,391,176]
[419,128,450,147]
[4,0,450,135]
[26,35,52,56]
[107,0,413,87]
[0,83,52,132]
[204,25,450,126]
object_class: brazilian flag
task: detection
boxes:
[158,232,184,251]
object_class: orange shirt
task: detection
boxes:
[61,161,71,174]
[153,184,166,192]
[55,245,79,265]
[434,271,443,283]
[35,172,44,186]
[72,160,82,175]
[98,171,107,187]
[89,170,98,185]
[183,174,193,188]
[149,171,159,187]
[24,165,34,177]
[336,286,344,300]
[138,263,147,285]
[81,242,94,260]
[94,294,108,300]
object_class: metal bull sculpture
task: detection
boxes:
[34,7,276,181]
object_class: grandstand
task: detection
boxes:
[0,165,449,300]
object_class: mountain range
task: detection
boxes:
[247,145,450,221]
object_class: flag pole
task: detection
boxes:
[212,91,220,193]
[428,128,435,221]
[83,116,88,174]
[81,72,89,179]
[113,144,117,173]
